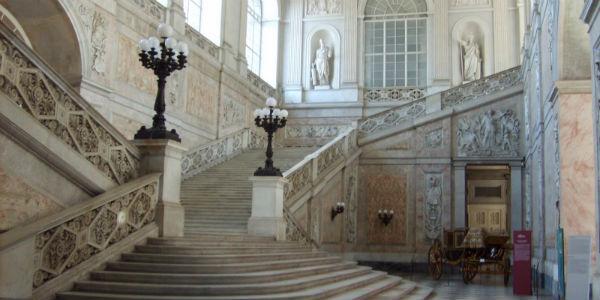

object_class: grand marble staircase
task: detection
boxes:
[57,147,433,299]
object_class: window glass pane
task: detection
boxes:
[156,0,168,7]
[186,0,201,31]
[200,0,222,44]
[418,53,427,86]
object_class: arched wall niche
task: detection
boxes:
[451,17,493,86]
[0,0,83,89]
[304,25,340,91]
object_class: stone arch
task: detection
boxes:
[451,17,493,86]
[304,25,341,91]
[0,0,83,88]
[358,0,434,17]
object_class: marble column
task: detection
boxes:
[510,162,523,232]
[342,0,358,87]
[453,162,467,228]
[247,176,288,240]
[133,140,187,237]
[432,0,450,87]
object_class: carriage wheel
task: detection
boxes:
[462,261,478,284]
[428,239,443,280]
[503,257,511,286]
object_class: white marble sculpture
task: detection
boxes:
[457,109,520,156]
[425,174,442,240]
[311,38,332,88]
[459,34,482,82]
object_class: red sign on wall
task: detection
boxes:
[513,230,532,295]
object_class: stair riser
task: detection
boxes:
[121,252,327,264]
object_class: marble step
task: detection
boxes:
[121,251,329,264]
[172,233,274,241]
[89,261,357,284]
[145,238,294,247]
[184,228,248,235]
[329,276,406,300]
[105,256,341,274]
[73,267,372,296]
[400,285,434,300]
[134,244,313,255]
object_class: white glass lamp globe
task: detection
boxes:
[265,97,277,107]
[157,23,174,38]
[260,108,270,117]
[148,37,160,50]
[178,42,189,55]
[138,39,150,51]
[165,37,178,50]
[280,109,288,118]
[254,109,262,118]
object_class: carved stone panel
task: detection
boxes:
[306,0,342,16]
[285,125,347,139]
[345,161,358,243]
[456,109,520,157]
[220,94,246,130]
[116,35,156,95]
[423,174,442,240]
[78,4,109,78]
[186,68,218,124]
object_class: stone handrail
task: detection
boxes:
[181,128,271,179]
[281,127,358,244]
[184,25,220,60]
[358,66,522,137]
[0,22,140,184]
[0,173,160,289]
[247,70,277,98]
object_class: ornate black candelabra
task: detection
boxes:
[378,209,394,226]
[135,23,188,142]
[331,202,345,221]
[253,98,288,176]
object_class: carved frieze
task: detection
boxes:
[127,0,164,20]
[306,0,342,16]
[184,25,219,60]
[424,128,443,148]
[317,138,345,173]
[345,163,358,243]
[285,209,309,244]
[186,69,217,123]
[0,37,138,183]
[424,174,442,240]
[456,109,520,157]
[285,125,347,139]
[364,87,425,103]
[247,71,277,97]
[358,99,426,136]
[451,0,490,6]
[78,4,108,77]
[220,96,246,129]
[33,180,157,289]
[284,163,312,200]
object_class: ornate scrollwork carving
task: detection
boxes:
[0,37,139,183]
[358,99,426,136]
[32,180,158,289]
[184,25,219,60]
[247,70,277,98]
[424,174,442,240]
[364,87,425,103]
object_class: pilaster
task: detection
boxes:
[283,0,304,103]
[510,161,523,232]
[342,0,358,86]
[453,162,467,228]
[433,0,450,85]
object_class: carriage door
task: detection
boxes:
[466,165,510,234]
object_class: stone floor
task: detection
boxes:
[391,272,553,300]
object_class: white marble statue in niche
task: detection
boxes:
[457,109,520,156]
[311,39,333,89]
[424,174,442,240]
[458,34,482,82]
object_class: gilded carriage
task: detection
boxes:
[427,228,511,285]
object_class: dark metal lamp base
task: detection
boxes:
[254,167,283,177]
[134,126,181,142]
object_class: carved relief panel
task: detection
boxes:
[116,35,156,95]
[345,161,358,243]
[220,93,246,131]
[306,0,342,16]
[456,109,520,157]
[186,68,218,125]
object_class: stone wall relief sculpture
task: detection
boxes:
[306,0,342,16]
[424,174,442,240]
[220,96,246,129]
[78,4,108,77]
[345,164,358,243]
[424,128,443,148]
[311,39,333,89]
[456,109,520,157]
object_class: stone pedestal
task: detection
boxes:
[247,176,288,240]
[133,140,187,237]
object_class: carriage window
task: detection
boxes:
[475,186,502,198]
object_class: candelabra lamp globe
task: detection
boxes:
[254,98,288,177]
[134,23,188,142]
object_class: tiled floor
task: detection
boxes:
[392,272,553,300]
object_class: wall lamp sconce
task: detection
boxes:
[378,209,394,226]
[331,202,345,220]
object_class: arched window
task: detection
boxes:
[246,0,262,75]
[364,0,427,88]
[183,0,222,44]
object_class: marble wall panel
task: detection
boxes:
[112,113,145,141]
[318,173,343,244]
[359,165,408,246]
[0,166,62,232]
[360,130,416,159]
[116,34,156,96]
[292,201,308,232]
[543,112,559,246]
[415,118,452,158]
[220,89,247,134]
[186,68,218,125]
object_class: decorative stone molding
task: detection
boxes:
[285,124,349,139]
[441,66,521,110]
[184,25,219,60]
[0,32,139,184]
[358,99,427,136]
[247,71,277,98]
[128,0,165,20]
[424,128,443,148]
[456,109,520,157]
[78,4,108,77]
[181,129,270,179]
[364,87,425,104]
[317,138,345,173]
[30,175,159,289]
[424,173,442,240]
[284,207,309,244]
[305,0,342,16]
[450,0,490,7]
[220,96,246,129]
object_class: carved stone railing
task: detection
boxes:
[358,98,427,136]
[0,173,160,291]
[441,66,522,110]
[0,23,140,184]
[184,25,220,60]
[358,66,522,138]
[181,128,271,179]
[282,128,358,244]
[247,70,277,98]
[128,0,165,20]
[364,86,425,104]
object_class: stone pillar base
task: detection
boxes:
[248,176,288,241]
[248,217,286,240]
[156,202,185,237]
